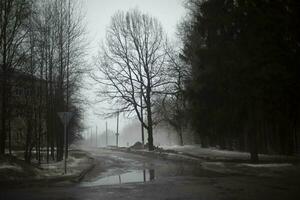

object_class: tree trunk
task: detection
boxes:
[46,130,49,163]
[178,127,184,146]
[146,86,154,151]
[35,112,38,161]
[248,122,259,163]
[25,119,32,163]
[147,125,154,151]
[146,108,154,151]
[8,119,11,155]
[0,78,7,155]
[38,118,41,164]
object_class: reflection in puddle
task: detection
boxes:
[80,169,155,187]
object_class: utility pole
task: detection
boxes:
[116,112,119,147]
[96,126,98,148]
[90,127,92,146]
[140,64,145,147]
[106,122,108,146]
[141,89,144,147]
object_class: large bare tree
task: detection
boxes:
[93,9,169,150]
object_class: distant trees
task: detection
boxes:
[93,9,169,151]
[154,44,189,146]
[180,0,300,162]
[28,0,86,162]
[0,0,86,163]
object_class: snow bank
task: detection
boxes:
[161,145,298,162]
[38,154,89,177]
[0,163,23,171]
[161,145,250,159]
[239,163,293,168]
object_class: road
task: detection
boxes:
[1,148,300,200]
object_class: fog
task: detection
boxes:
[1,0,299,199]
[82,0,186,132]
[80,119,195,148]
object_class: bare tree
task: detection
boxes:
[154,43,190,146]
[34,0,87,161]
[93,9,169,150]
[0,0,31,155]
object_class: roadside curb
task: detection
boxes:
[74,155,96,182]
[110,147,300,165]
[109,147,203,165]
[108,147,300,178]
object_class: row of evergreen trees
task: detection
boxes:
[179,0,300,161]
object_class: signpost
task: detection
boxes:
[106,122,108,146]
[96,126,98,148]
[58,112,74,174]
[116,112,119,147]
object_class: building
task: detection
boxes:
[0,70,46,149]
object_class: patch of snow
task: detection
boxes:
[203,162,225,166]
[161,145,250,159]
[68,156,85,167]
[239,163,293,168]
[0,163,23,171]
[201,161,237,174]
[161,145,298,162]
[37,155,88,177]
[41,165,58,170]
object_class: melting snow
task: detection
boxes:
[240,163,293,168]
[0,163,23,171]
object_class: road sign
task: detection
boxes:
[57,112,74,174]
[58,112,74,125]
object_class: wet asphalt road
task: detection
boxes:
[1,148,300,200]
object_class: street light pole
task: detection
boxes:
[106,122,108,146]
[116,111,119,147]
[90,127,92,146]
[141,85,144,147]
[96,126,98,148]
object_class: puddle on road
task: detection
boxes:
[80,169,155,187]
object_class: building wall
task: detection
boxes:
[0,72,47,149]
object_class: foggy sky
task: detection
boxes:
[82,0,186,135]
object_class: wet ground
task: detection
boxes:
[80,169,155,187]
[1,148,300,200]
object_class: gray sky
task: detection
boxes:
[84,0,186,50]
[82,0,186,134]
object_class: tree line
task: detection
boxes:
[180,0,300,162]
[0,0,86,163]
[94,1,300,162]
